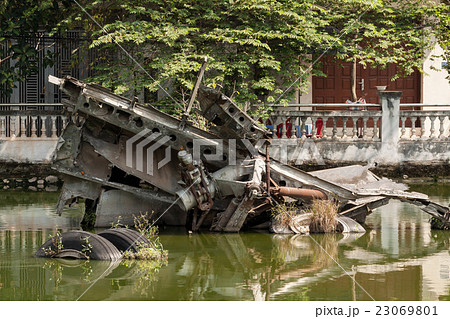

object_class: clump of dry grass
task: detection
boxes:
[271,202,297,226]
[307,199,339,233]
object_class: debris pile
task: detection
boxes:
[47,75,450,233]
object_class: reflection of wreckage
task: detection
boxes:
[48,75,450,233]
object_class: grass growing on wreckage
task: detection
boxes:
[308,199,339,233]
[43,228,64,257]
[271,202,298,227]
[118,212,168,284]
[114,212,168,262]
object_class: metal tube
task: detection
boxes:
[277,187,327,200]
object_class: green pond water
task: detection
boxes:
[0,184,449,301]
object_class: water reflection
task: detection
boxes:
[0,227,449,300]
[152,228,450,301]
[0,185,449,301]
[0,190,83,230]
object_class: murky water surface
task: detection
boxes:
[0,184,449,301]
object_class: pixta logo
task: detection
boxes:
[126,129,171,176]
[126,130,326,176]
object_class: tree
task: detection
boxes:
[1,0,449,107]
[0,0,72,97]
[83,0,450,107]
[315,0,450,101]
[436,0,450,78]
[82,0,335,111]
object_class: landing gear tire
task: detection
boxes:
[97,228,151,253]
[35,230,122,260]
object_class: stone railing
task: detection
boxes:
[268,106,449,142]
[0,104,67,163]
[0,104,67,139]
[267,107,382,141]
[267,91,450,164]
[399,109,449,140]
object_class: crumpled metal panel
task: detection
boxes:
[83,131,184,195]
[198,86,267,143]
[95,189,186,227]
[56,175,102,215]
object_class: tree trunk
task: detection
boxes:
[351,56,357,102]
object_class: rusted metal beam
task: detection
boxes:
[275,186,328,201]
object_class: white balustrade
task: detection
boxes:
[0,116,5,138]
[267,111,383,141]
[267,106,449,143]
[0,114,67,140]
[399,112,449,141]
[51,116,58,138]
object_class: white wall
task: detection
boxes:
[422,43,450,106]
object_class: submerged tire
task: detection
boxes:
[35,230,122,261]
[53,249,88,259]
[98,228,151,253]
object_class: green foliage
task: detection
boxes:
[132,211,165,252]
[316,0,450,81]
[79,0,450,109]
[42,228,63,256]
[112,212,169,261]
[81,235,93,259]
[436,1,450,78]
[0,0,73,97]
[2,0,449,108]
[81,0,330,108]
[111,215,125,229]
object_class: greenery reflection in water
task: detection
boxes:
[0,185,449,301]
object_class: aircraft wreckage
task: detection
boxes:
[48,75,450,233]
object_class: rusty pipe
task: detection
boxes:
[277,187,327,200]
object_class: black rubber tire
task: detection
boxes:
[35,230,122,261]
[52,249,88,259]
[97,228,151,253]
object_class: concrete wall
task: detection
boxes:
[422,44,450,105]
[269,139,450,166]
[0,139,58,163]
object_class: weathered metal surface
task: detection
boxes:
[56,175,102,216]
[268,161,357,201]
[276,187,327,201]
[223,195,256,232]
[197,86,267,143]
[83,131,184,195]
[289,214,311,234]
[339,196,389,223]
[212,198,240,232]
[336,216,366,233]
[95,189,186,227]
[401,198,450,228]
